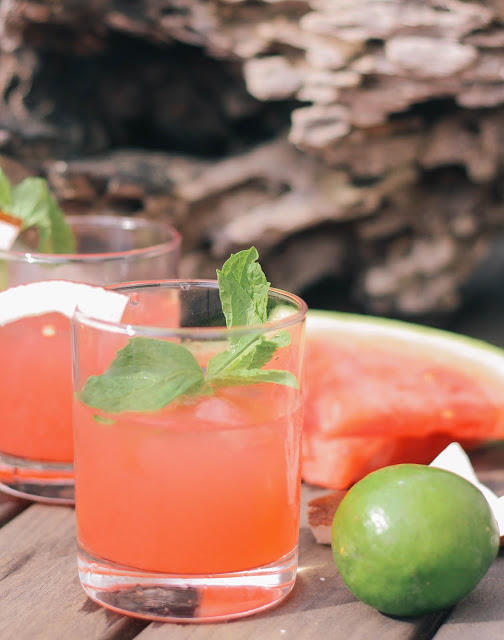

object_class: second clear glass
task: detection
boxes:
[0,215,181,504]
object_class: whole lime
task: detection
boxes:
[331,464,499,617]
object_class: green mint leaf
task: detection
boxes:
[78,248,300,416]
[206,334,262,380]
[9,177,76,254]
[93,415,115,425]
[206,331,291,381]
[210,368,299,389]
[268,331,291,349]
[217,246,270,328]
[0,169,12,208]
[79,337,205,413]
[208,244,295,389]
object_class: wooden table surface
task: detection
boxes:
[1,446,504,640]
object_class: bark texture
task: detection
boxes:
[2,0,504,316]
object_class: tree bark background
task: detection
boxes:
[2,0,504,318]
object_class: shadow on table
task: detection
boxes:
[440,554,504,626]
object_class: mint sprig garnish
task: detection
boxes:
[0,170,11,205]
[79,247,299,415]
[217,245,270,328]
[205,247,297,387]
[79,338,206,413]
[0,168,76,254]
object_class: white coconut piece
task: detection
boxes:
[493,496,504,538]
[0,281,129,326]
[430,442,480,485]
[0,218,21,250]
[430,442,503,536]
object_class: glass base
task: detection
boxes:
[77,544,298,622]
[0,452,74,504]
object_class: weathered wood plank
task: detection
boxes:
[1,445,502,639]
[136,483,443,640]
[0,493,29,527]
[0,504,147,640]
[430,553,504,640]
[470,444,504,496]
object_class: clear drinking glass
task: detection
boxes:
[0,216,181,504]
[72,280,307,622]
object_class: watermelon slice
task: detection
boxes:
[303,310,504,490]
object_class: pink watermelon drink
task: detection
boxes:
[74,384,302,575]
[0,169,181,504]
[0,313,74,464]
[72,249,307,622]
[0,286,180,468]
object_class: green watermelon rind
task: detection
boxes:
[306,309,504,380]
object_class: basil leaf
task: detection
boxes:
[10,177,76,254]
[79,337,205,413]
[216,246,270,328]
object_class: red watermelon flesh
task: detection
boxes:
[302,329,501,489]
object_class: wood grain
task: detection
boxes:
[430,553,504,640]
[469,445,504,496]
[0,493,29,528]
[1,447,504,639]
[0,504,146,640]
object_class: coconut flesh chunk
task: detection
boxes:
[430,442,504,537]
[0,281,129,327]
[0,218,21,250]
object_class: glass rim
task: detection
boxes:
[0,215,181,264]
[73,279,308,339]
